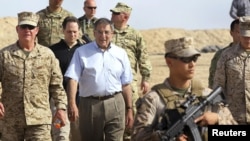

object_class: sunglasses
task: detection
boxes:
[167,55,199,63]
[87,6,97,10]
[112,12,121,15]
[20,25,36,30]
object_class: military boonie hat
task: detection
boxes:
[110,2,132,14]
[165,37,200,57]
[18,11,39,26]
[239,16,250,37]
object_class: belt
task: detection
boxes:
[85,91,121,100]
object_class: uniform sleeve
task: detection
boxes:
[212,52,226,91]
[208,50,223,88]
[132,91,164,141]
[136,32,152,82]
[216,103,238,125]
[49,55,68,110]
[203,83,237,124]
[229,0,238,19]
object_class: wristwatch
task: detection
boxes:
[126,106,132,110]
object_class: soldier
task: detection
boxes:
[208,19,240,88]
[132,37,237,141]
[78,0,98,42]
[213,16,250,125]
[0,11,67,141]
[110,2,152,140]
[36,0,73,47]
[36,1,74,140]
[50,16,83,141]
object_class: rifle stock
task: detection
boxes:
[160,86,223,141]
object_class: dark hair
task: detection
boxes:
[94,18,114,31]
[230,19,239,31]
[165,53,170,58]
[62,16,80,29]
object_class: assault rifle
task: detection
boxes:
[159,86,224,141]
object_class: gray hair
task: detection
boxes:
[94,18,114,31]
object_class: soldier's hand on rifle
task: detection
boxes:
[0,102,5,119]
[194,111,218,126]
[176,134,188,141]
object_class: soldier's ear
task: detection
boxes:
[16,26,19,33]
[166,57,172,66]
[34,27,39,35]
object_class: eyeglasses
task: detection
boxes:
[19,25,36,30]
[95,30,112,35]
[167,55,199,63]
[112,12,121,15]
[87,6,97,10]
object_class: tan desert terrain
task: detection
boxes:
[140,28,231,89]
[0,17,232,90]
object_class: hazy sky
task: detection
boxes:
[0,0,233,30]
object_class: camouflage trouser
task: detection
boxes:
[2,124,51,141]
[124,81,139,140]
[131,81,139,114]
[50,99,70,141]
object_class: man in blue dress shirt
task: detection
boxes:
[65,18,133,141]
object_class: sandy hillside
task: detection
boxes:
[139,28,231,90]
[0,17,232,90]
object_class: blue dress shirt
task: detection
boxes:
[65,41,133,97]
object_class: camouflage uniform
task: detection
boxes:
[78,15,98,41]
[213,16,250,124]
[112,26,152,111]
[36,7,73,47]
[208,43,233,88]
[132,79,237,141]
[213,43,250,124]
[111,3,152,117]
[111,4,152,140]
[112,26,152,140]
[0,42,67,140]
[36,7,73,141]
[132,37,237,141]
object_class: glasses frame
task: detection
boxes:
[94,30,113,36]
[86,6,97,10]
[166,54,199,63]
[19,24,36,30]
